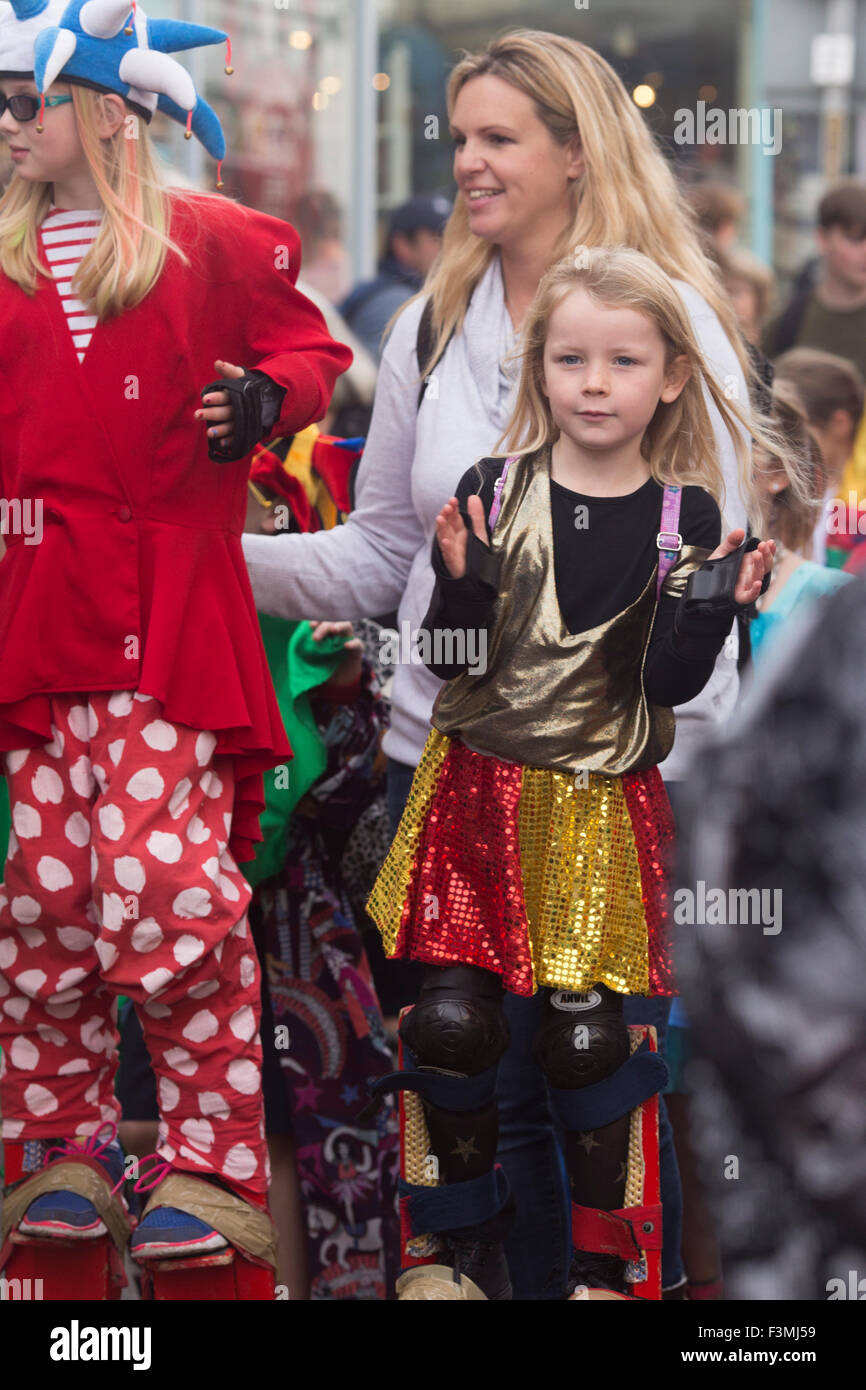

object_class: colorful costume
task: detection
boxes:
[0,0,351,1300]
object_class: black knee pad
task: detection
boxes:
[399,967,509,1076]
[534,993,629,1089]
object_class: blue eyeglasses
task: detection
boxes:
[0,93,72,123]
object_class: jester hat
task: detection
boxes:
[0,1,232,161]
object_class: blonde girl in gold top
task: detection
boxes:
[367,246,775,1301]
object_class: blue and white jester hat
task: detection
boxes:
[0,1,68,76]
[20,1,232,172]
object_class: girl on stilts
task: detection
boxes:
[367,245,776,1300]
[0,0,350,1299]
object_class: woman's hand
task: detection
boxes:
[706,528,776,605]
[309,620,363,686]
[435,495,488,579]
[195,359,245,449]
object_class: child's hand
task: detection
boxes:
[195,359,245,449]
[309,620,363,686]
[706,528,776,605]
[435,495,488,579]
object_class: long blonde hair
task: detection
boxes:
[0,84,192,317]
[410,29,747,385]
[757,377,824,556]
[497,246,767,530]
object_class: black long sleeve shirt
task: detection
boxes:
[421,459,738,707]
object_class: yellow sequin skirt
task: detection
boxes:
[366,729,676,997]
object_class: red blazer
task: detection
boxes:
[0,192,353,863]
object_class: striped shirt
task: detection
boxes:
[39,207,102,363]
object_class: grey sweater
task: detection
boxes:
[242,251,749,779]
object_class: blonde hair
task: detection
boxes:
[757,377,825,556]
[496,245,767,531]
[0,84,193,318]
[408,29,748,386]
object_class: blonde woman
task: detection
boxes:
[242,28,756,1298]
[0,3,348,1302]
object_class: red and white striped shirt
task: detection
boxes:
[39,207,102,363]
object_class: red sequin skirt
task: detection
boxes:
[367,730,676,998]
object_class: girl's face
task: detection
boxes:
[449,74,582,250]
[541,287,690,454]
[0,78,88,188]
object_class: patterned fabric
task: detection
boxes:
[0,690,269,1195]
[367,730,676,997]
[39,207,101,362]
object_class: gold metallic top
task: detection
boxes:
[433,448,711,776]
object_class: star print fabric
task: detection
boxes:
[0,690,269,1195]
[367,732,676,998]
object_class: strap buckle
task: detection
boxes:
[656,531,682,552]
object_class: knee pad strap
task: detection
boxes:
[399,1165,510,1238]
[548,1039,669,1132]
[368,1056,499,1113]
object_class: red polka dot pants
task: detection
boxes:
[0,691,269,1196]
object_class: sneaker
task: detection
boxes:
[567,1249,629,1298]
[129,1205,228,1260]
[446,1231,512,1300]
[18,1129,128,1242]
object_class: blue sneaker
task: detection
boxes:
[18,1128,129,1241]
[129,1204,228,1260]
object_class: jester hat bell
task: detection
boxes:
[0,1,232,162]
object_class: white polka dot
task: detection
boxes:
[199,770,223,800]
[44,725,65,758]
[168,779,192,819]
[159,1076,181,1111]
[24,1083,58,1116]
[178,1144,209,1167]
[86,704,99,737]
[6,750,29,775]
[180,1117,214,1151]
[67,705,91,742]
[81,1016,107,1053]
[94,940,119,972]
[3,1118,25,1138]
[10,895,41,924]
[217,874,241,902]
[114,856,145,892]
[222,1143,257,1181]
[143,1000,171,1019]
[222,813,232,835]
[140,720,178,751]
[54,967,87,993]
[226,1058,259,1095]
[100,893,126,933]
[133,691,154,703]
[197,1091,230,1119]
[92,764,108,795]
[36,856,74,891]
[164,1046,199,1076]
[57,925,92,952]
[186,816,210,845]
[125,768,165,802]
[48,986,83,1006]
[195,731,217,766]
[69,755,95,799]
[10,1036,39,1070]
[0,938,19,969]
[172,887,212,919]
[142,967,173,996]
[98,804,125,841]
[229,1004,256,1042]
[84,1080,99,1105]
[45,999,80,1018]
[107,739,125,767]
[4,997,29,1021]
[31,765,64,805]
[239,956,256,990]
[36,1024,66,1047]
[231,915,249,941]
[58,1057,90,1075]
[146,831,182,864]
[108,691,134,718]
[19,926,46,948]
[188,978,220,999]
[173,935,205,968]
[5,829,18,859]
[12,803,41,838]
[202,857,220,884]
[64,811,90,847]
[14,968,47,996]
[182,1009,218,1043]
[131,918,163,953]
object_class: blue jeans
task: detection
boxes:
[385,758,681,1297]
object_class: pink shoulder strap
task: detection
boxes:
[488,454,520,532]
[656,484,683,600]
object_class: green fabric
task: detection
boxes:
[242,615,348,888]
[0,773,9,866]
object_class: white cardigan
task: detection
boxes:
[243,251,749,779]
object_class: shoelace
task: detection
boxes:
[44,1120,130,1200]
[129,1152,173,1196]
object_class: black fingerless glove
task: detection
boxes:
[200,369,287,463]
[680,535,771,621]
